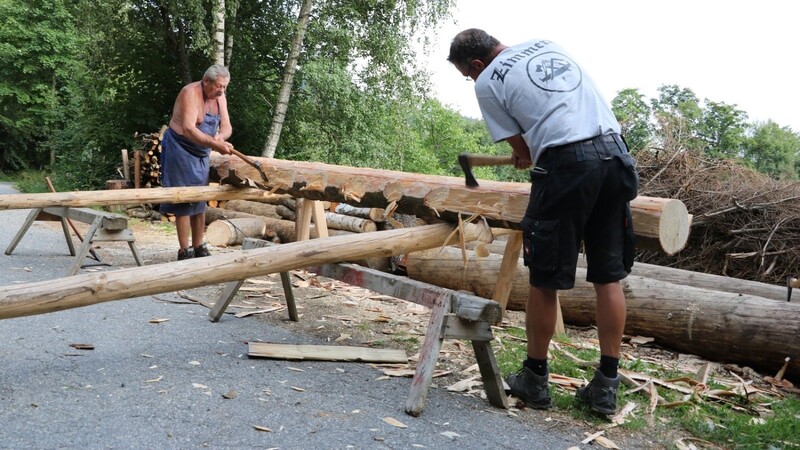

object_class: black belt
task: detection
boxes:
[548,134,618,152]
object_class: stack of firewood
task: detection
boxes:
[133,125,167,188]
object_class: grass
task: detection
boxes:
[2,169,51,193]
[493,327,800,449]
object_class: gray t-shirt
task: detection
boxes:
[474,39,621,164]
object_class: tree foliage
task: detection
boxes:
[2,0,798,190]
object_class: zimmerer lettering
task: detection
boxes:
[490,40,551,83]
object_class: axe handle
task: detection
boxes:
[463,154,515,167]
[230,148,269,181]
[230,148,258,167]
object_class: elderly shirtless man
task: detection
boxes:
[160,65,234,260]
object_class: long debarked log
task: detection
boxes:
[0,223,488,321]
[0,186,273,210]
[405,247,800,379]
[209,154,690,254]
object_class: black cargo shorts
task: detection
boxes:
[521,134,639,290]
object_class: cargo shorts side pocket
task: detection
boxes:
[622,204,636,272]
[521,217,559,272]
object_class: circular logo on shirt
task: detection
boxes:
[526,52,582,92]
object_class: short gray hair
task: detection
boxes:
[204,64,230,82]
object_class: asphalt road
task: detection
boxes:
[0,181,593,449]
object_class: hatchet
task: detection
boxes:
[457,153,514,188]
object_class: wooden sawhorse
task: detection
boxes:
[209,237,508,416]
[5,206,144,276]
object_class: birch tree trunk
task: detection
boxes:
[224,0,238,66]
[261,0,314,157]
[212,0,225,65]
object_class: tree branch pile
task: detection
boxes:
[635,149,800,285]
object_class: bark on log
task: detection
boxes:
[0,186,273,210]
[222,199,281,219]
[405,246,800,380]
[325,212,377,233]
[276,205,296,221]
[209,154,690,254]
[204,207,260,225]
[0,223,487,320]
[470,241,790,302]
[334,203,386,222]
[207,218,269,247]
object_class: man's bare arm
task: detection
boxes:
[505,134,533,169]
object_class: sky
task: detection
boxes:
[422,0,800,132]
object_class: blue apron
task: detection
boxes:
[159,111,221,216]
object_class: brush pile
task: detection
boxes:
[635,148,800,285]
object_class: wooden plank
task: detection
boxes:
[472,340,509,409]
[441,314,493,341]
[42,207,128,230]
[248,342,407,363]
[306,263,502,323]
[405,292,449,417]
[491,231,522,315]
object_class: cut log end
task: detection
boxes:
[657,199,691,255]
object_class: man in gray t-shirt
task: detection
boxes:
[448,28,639,416]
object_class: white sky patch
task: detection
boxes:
[418,0,800,132]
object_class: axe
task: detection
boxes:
[457,153,514,188]
[230,148,268,182]
[787,276,800,302]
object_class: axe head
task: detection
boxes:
[458,153,480,188]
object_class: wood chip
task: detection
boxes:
[69,343,94,350]
[290,386,305,392]
[148,318,170,324]
[234,306,284,318]
[382,417,407,428]
[252,425,272,432]
[222,390,238,399]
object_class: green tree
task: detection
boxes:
[0,0,81,170]
[650,84,704,151]
[698,100,748,158]
[611,88,651,153]
[742,121,800,179]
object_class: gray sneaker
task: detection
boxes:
[194,243,211,258]
[177,247,194,261]
[576,369,620,415]
[505,367,552,409]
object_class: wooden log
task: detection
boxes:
[469,241,791,303]
[207,218,268,247]
[205,207,260,225]
[0,223,487,321]
[105,180,131,190]
[0,186,275,210]
[121,149,130,181]
[324,211,377,233]
[276,205,296,221]
[133,150,141,189]
[334,203,386,222]
[405,246,800,380]
[222,199,281,219]
[209,154,690,255]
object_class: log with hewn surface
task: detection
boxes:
[0,223,489,321]
[0,186,272,210]
[404,246,800,379]
[210,154,690,254]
